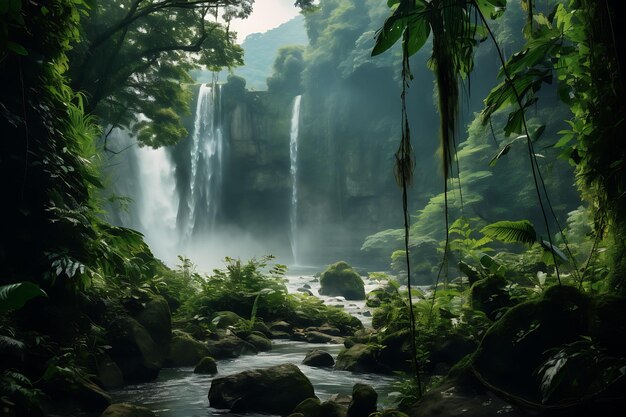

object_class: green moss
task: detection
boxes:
[319,261,365,300]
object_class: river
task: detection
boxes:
[109,269,402,416]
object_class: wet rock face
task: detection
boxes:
[208,363,315,415]
[193,356,218,375]
[319,262,366,301]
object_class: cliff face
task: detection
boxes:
[221,92,292,241]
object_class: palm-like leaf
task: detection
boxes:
[480,220,537,244]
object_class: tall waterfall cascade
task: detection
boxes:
[184,83,224,239]
[289,95,302,265]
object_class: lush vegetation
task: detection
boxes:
[2,0,625,416]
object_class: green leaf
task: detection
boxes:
[372,14,406,56]
[0,282,47,314]
[489,143,512,167]
[406,14,431,56]
[480,220,537,244]
[475,0,507,19]
[479,254,506,278]
[7,41,28,56]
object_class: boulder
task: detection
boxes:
[335,344,383,373]
[293,397,347,417]
[211,311,247,329]
[315,324,342,336]
[194,356,218,375]
[305,331,334,344]
[269,320,293,334]
[319,262,365,300]
[328,394,352,408]
[302,349,335,367]
[208,363,315,414]
[133,295,171,359]
[403,374,527,417]
[166,332,210,367]
[245,332,272,352]
[42,371,111,413]
[107,315,163,381]
[270,330,292,339]
[251,321,271,336]
[472,285,591,404]
[344,329,376,349]
[96,353,124,389]
[291,330,307,341]
[205,334,258,358]
[347,383,377,417]
[100,403,155,417]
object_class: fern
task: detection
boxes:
[480,220,537,244]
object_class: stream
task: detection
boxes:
[109,269,402,416]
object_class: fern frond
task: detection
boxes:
[480,220,537,244]
[0,335,25,351]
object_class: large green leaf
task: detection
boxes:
[372,14,406,56]
[0,282,47,314]
[480,220,537,244]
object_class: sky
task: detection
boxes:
[228,0,302,42]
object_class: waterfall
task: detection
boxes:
[289,95,302,265]
[185,83,223,239]
[134,144,179,263]
[102,127,179,265]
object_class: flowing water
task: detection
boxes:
[289,95,302,265]
[110,271,401,415]
[185,83,224,239]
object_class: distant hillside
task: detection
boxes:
[235,15,308,90]
[192,15,308,90]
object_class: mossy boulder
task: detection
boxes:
[319,262,365,301]
[245,332,272,352]
[402,373,527,417]
[205,334,258,358]
[107,315,164,381]
[208,363,315,414]
[347,383,377,417]
[194,356,218,375]
[335,343,384,373]
[302,349,335,367]
[95,353,124,389]
[100,403,155,417]
[211,311,247,329]
[166,331,211,367]
[472,285,592,404]
[292,397,347,417]
[133,294,171,358]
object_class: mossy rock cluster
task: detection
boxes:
[319,261,365,301]
[472,285,626,408]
